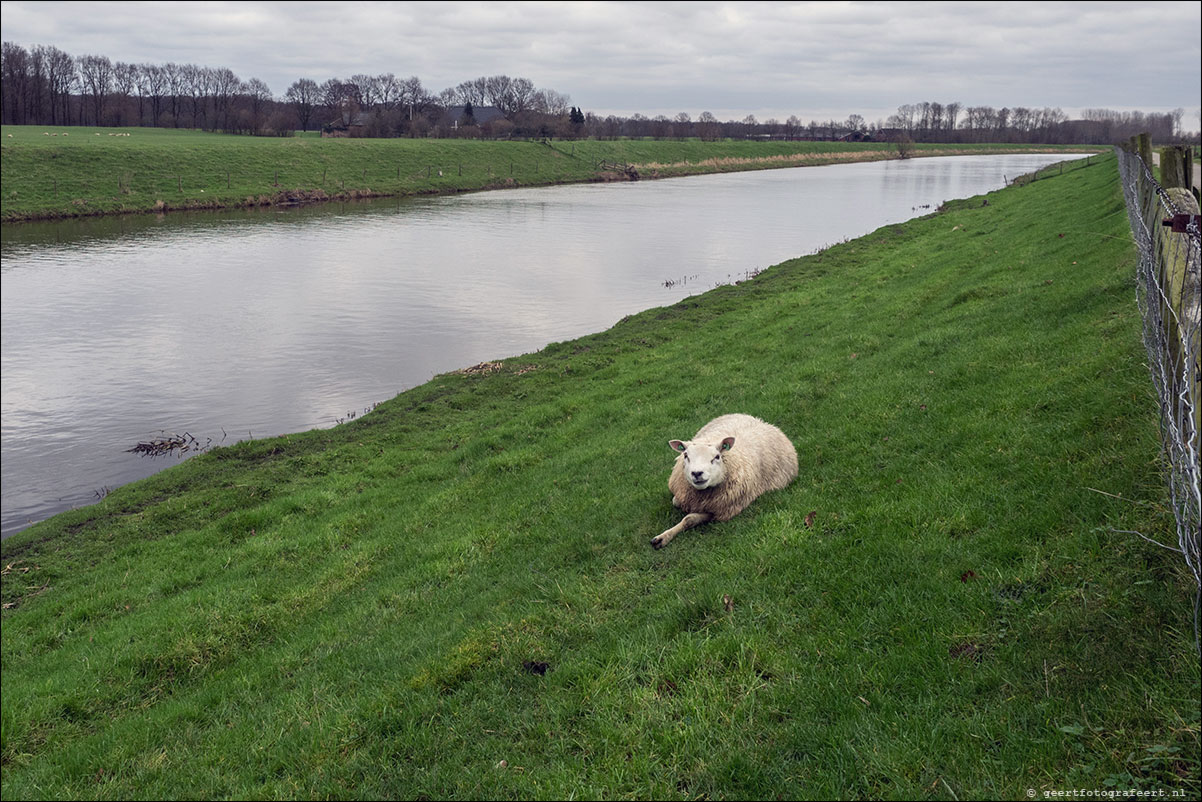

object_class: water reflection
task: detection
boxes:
[2,154,1081,536]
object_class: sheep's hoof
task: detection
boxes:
[651,535,667,549]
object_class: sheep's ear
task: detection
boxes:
[669,440,687,453]
[720,436,735,451]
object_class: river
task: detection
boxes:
[1,153,1080,537]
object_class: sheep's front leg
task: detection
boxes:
[651,512,713,549]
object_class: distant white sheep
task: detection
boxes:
[652,413,798,549]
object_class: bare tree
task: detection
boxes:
[399,75,426,123]
[673,112,692,139]
[454,77,488,106]
[285,78,319,131]
[139,63,166,126]
[2,42,31,124]
[533,88,570,117]
[162,62,183,125]
[25,45,46,124]
[244,77,272,131]
[944,101,962,134]
[179,64,211,128]
[349,73,377,107]
[695,111,718,141]
[210,66,240,130]
[375,73,400,111]
[44,45,75,125]
[113,61,137,124]
[506,77,536,115]
[784,114,801,141]
[78,53,113,124]
[483,74,513,110]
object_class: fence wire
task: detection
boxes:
[1114,146,1201,637]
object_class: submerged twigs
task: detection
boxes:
[125,431,212,458]
[662,274,700,289]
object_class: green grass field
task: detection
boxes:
[1,153,1197,799]
[0,125,1100,221]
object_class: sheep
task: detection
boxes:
[652,413,798,549]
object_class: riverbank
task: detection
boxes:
[2,153,1197,799]
[0,125,1101,221]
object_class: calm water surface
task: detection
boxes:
[1,154,1078,536]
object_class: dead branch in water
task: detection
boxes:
[125,431,211,457]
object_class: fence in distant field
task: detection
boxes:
[1114,143,1200,639]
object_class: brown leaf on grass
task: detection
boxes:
[960,570,978,583]
[804,510,817,528]
[949,642,988,662]
[723,594,734,612]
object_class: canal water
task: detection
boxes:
[1,153,1079,536]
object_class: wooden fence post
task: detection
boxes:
[1135,132,1153,167]
[1159,146,1188,189]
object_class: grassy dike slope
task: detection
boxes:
[0,125,1098,221]
[2,155,1198,799]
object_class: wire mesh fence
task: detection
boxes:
[1114,145,1200,636]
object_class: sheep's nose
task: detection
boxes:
[691,470,704,480]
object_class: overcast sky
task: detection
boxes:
[2,0,1198,125]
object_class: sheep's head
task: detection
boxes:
[669,436,735,490]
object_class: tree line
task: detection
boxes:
[584,104,1191,145]
[2,40,1195,145]
[0,41,577,138]
[880,101,1188,145]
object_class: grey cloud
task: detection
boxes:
[1,0,1197,123]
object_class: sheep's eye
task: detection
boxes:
[712,455,721,463]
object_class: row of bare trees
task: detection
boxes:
[0,40,576,137]
[883,101,1188,145]
[278,72,575,138]
[3,40,1195,145]
[2,42,283,132]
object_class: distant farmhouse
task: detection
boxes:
[322,111,371,138]
[323,105,508,137]
[442,104,506,128]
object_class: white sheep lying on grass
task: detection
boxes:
[652,413,798,549]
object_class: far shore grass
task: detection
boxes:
[1,152,1197,799]
[0,125,1103,221]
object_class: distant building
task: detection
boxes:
[442,105,506,128]
[322,111,370,138]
